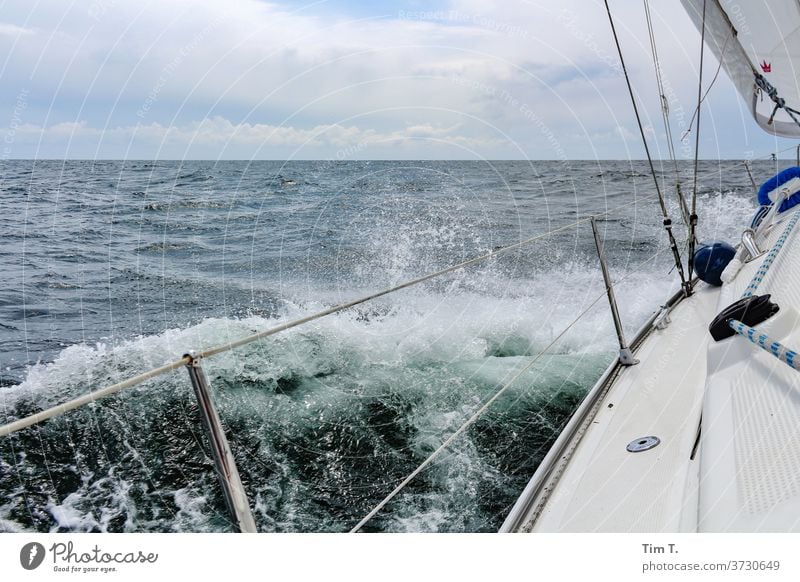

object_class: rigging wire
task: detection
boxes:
[602,0,691,296]
[730,145,799,170]
[681,32,732,142]
[755,73,800,130]
[643,0,690,227]
[350,292,606,532]
[350,237,678,532]
[743,160,759,194]
[687,0,708,295]
[0,190,662,439]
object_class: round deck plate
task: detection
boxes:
[626,435,660,453]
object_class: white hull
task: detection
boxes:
[504,209,800,532]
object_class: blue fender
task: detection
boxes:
[758,166,800,212]
[693,241,736,286]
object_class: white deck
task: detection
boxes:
[525,212,800,532]
[701,212,800,532]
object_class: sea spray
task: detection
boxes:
[0,159,762,531]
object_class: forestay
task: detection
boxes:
[682,0,800,137]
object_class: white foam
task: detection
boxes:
[2,185,760,532]
[47,491,102,532]
[172,488,211,532]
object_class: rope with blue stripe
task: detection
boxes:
[729,209,800,370]
[728,320,800,371]
[741,208,800,298]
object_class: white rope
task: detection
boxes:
[728,320,800,370]
[727,211,800,373]
[0,358,189,437]
[642,0,697,230]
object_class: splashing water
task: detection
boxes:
[0,159,764,532]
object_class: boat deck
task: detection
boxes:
[512,212,800,532]
[528,283,718,532]
[701,212,800,531]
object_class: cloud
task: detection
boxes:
[0,0,793,159]
[0,22,34,36]
[5,116,505,159]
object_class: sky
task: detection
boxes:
[0,0,796,160]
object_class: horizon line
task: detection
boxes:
[0,158,791,162]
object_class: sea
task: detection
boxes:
[0,159,775,532]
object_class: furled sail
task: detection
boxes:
[682,0,800,137]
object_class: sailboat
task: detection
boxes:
[3,1,800,534]
[502,0,800,532]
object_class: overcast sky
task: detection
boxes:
[0,0,795,160]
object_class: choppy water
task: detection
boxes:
[0,159,775,532]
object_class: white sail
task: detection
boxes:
[682,0,800,137]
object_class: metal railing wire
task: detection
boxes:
[0,186,693,532]
[350,230,677,532]
[0,192,657,438]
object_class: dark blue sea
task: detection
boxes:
[0,159,772,532]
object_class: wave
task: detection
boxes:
[0,160,764,533]
[1,271,630,533]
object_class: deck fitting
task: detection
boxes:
[626,436,660,453]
